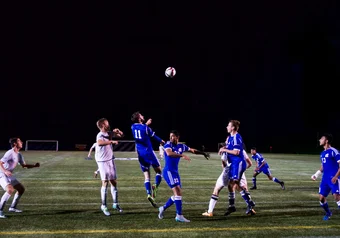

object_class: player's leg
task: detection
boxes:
[0,176,14,218]
[237,174,256,215]
[203,169,227,216]
[250,171,260,190]
[97,161,110,216]
[108,160,122,213]
[138,155,154,198]
[319,180,332,220]
[266,168,285,189]
[172,185,190,222]
[9,181,25,212]
[151,152,162,199]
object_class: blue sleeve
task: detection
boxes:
[147,126,162,143]
[232,134,242,150]
[335,153,340,163]
[163,142,171,150]
[182,144,190,152]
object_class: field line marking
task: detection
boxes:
[0,225,340,235]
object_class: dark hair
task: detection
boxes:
[323,133,333,144]
[96,118,107,129]
[251,147,257,151]
[131,112,140,123]
[9,137,19,147]
[229,120,240,131]
[170,130,180,137]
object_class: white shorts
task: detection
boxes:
[215,166,247,188]
[97,160,117,181]
[0,173,20,190]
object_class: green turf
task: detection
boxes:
[0,151,338,237]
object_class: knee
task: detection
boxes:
[320,196,326,203]
[6,186,14,195]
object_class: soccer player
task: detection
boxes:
[158,130,210,222]
[131,112,165,207]
[249,147,285,190]
[312,133,340,220]
[0,138,40,218]
[218,120,255,216]
[88,142,100,178]
[203,140,255,216]
[95,118,123,216]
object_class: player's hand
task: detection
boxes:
[35,162,40,167]
[111,140,118,145]
[311,175,317,181]
[182,155,191,161]
[4,170,12,177]
[218,148,225,155]
[331,176,337,184]
[160,140,165,146]
[146,118,152,125]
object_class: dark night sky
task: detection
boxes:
[2,1,340,153]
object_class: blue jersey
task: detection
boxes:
[252,153,269,169]
[226,133,244,162]
[320,147,340,179]
[131,123,161,153]
[163,142,190,173]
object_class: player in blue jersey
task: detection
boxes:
[312,133,340,220]
[131,112,165,207]
[249,148,285,190]
[218,120,255,216]
[158,130,210,222]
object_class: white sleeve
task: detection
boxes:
[243,150,249,159]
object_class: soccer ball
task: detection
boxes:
[165,67,176,78]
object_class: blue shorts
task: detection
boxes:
[163,170,181,188]
[229,159,246,180]
[138,151,160,172]
[319,176,340,197]
[258,166,271,175]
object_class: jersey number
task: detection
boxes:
[322,157,326,163]
[134,130,142,139]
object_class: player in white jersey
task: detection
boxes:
[202,139,255,216]
[88,143,100,178]
[95,118,123,216]
[0,138,40,218]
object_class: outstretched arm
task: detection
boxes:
[188,148,210,160]
[21,163,40,169]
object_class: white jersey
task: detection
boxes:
[0,149,25,172]
[243,150,249,160]
[95,132,113,162]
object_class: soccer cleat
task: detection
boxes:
[9,208,22,213]
[147,195,158,208]
[0,211,6,218]
[280,182,285,190]
[152,184,158,199]
[175,215,190,222]
[250,186,257,190]
[323,212,332,220]
[224,206,236,216]
[101,205,110,216]
[113,204,123,213]
[246,205,256,215]
[202,211,213,217]
[158,206,164,219]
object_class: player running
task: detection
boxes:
[158,130,209,222]
[249,147,285,190]
[312,133,340,220]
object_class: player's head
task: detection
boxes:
[319,133,333,146]
[170,130,180,144]
[131,111,144,123]
[250,147,257,155]
[227,120,240,133]
[97,118,110,132]
[9,137,23,149]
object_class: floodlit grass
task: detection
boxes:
[0,151,338,237]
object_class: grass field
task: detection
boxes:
[0,151,339,237]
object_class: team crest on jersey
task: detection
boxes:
[325,154,329,157]
[178,148,182,152]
